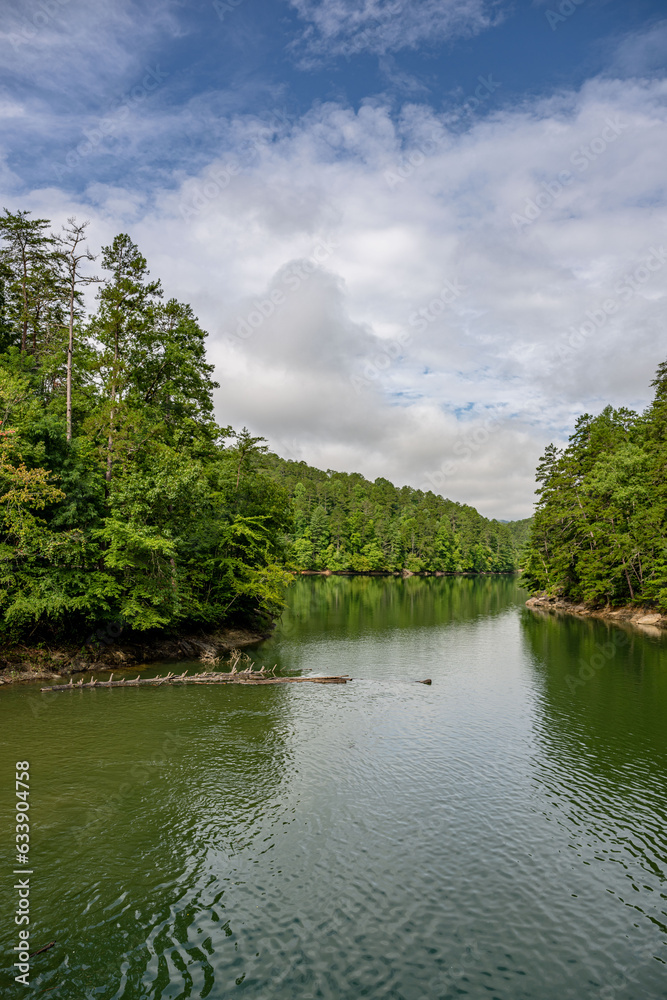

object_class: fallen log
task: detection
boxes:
[41,668,350,692]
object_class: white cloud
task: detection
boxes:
[610,18,667,78]
[288,0,502,60]
[0,0,181,102]
[8,71,667,519]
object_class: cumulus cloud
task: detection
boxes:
[6,63,667,519]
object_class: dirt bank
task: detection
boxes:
[0,627,267,686]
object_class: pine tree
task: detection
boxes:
[0,209,55,354]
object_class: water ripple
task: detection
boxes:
[1,578,666,998]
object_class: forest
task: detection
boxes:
[0,209,529,645]
[264,454,531,574]
[0,210,292,642]
[523,360,667,609]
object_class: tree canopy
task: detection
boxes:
[0,210,291,642]
[523,362,667,609]
[263,454,531,574]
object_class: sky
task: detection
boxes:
[2,0,666,519]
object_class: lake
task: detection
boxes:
[1,575,666,999]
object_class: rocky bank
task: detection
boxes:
[525,594,667,631]
[0,627,267,686]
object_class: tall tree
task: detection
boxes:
[90,234,161,481]
[127,297,219,436]
[231,428,268,490]
[0,209,54,353]
[55,218,99,443]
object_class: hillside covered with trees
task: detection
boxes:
[523,360,667,609]
[264,454,531,574]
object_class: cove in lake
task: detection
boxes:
[0,575,665,999]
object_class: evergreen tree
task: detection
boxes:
[523,363,667,609]
[0,209,55,354]
[263,454,529,574]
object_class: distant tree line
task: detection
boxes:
[523,360,667,608]
[263,455,531,574]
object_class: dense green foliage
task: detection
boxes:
[264,454,531,573]
[0,208,531,644]
[523,361,667,608]
[0,211,291,642]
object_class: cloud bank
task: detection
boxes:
[3,18,667,519]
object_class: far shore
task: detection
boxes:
[297,569,519,577]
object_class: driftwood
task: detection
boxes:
[40,667,433,693]
[41,667,351,692]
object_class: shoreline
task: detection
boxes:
[298,569,518,577]
[0,627,268,688]
[0,574,520,687]
[525,594,667,632]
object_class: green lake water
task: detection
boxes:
[1,575,666,999]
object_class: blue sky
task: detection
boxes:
[4,0,664,191]
[2,0,666,516]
